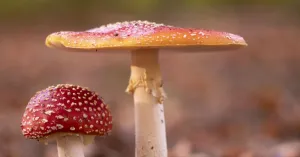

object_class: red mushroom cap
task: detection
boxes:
[45,20,247,52]
[21,84,112,139]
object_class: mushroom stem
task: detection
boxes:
[57,135,85,157]
[126,49,168,157]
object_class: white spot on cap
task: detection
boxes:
[56,115,64,119]
[42,119,48,123]
[52,98,58,102]
[45,110,54,115]
[57,124,64,129]
[70,127,75,131]
[83,113,88,118]
[57,103,65,107]
[65,109,72,112]
[47,104,55,107]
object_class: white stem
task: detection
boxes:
[56,135,85,157]
[126,49,168,157]
[134,89,167,157]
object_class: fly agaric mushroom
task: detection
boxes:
[21,84,112,157]
[45,20,247,157]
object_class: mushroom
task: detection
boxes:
[20,84,113,157]
[45,20,247,157]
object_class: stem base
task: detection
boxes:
[134,88,168,157]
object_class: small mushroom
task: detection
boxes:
[45,21,247,157]
[20,84,113,157]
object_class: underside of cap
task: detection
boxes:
[37,132,96,146]
[45,20,247,52]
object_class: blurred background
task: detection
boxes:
[1,0,300,157]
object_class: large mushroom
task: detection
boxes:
[45,20,247,157]
[21,84,113,157]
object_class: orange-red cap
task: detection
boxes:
[45,20,247,52]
